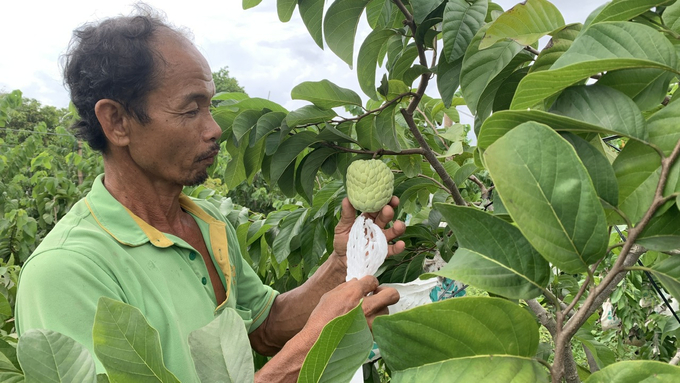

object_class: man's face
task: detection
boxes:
[124,31,221,187]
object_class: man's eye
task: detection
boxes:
[185,109,199,117]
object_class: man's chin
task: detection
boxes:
[183,171,209,187]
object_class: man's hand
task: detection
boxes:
[332,196,407,264]
[305,275,399,332]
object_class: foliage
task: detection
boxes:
[231,0,680,381]
[212,66,246,95]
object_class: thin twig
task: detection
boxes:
[562,259,603,316]
[524,45,540,55]
[392,0,466,206]
[415,106,449,150]
[319,142,425,157]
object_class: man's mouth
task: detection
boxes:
[197,146,220,163]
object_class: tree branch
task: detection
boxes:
[392,0,466,206]
[319,142,425,157]
[527,299,556,337]
[551,138,680,383]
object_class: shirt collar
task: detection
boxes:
[84,174,221,248]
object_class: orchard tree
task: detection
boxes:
[224,0,679,382]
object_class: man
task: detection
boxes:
[15,7,404,382]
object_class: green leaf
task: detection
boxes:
[453,163,478,186]
[299,301,372,383]
[476,51,534,123]
[357,29,398,100]
[269,130,318,184]
[242,0,262,10]
[646,100,680,156]
[285,105,337,127]
[396,155,421,178]
[598,69,673,112]
[272,208,308,262]
[317,123,358,144]
[223,135,248,189]
[480,0,565,50]
[17,329,96,383]
[613,141,661,224]
[299,0,324,49]
[389,44,419,83]
[589,0,673,25]
[442,0,488,63]
[373,297,539,371]
[637,207,680,251]
[188,308,253,383]
[430,205,550,299]
[296,148,338,203]
[575,329,616,369]
[437,56,463,108]
[478,109,651,151]
[530,23,581,73]
[254,111,286,145]
[511,22,678,110]
[300,220,327,273]
[277,0,297,22]
[484,122,609,273]
[92,297,180,383]
[229,97,288,113]
[375,104,401,151]
[0,338,20,372]
[355,114,381,150]
[460,25,524,114]
[663,0,680,33]
[0,372,23,383]
[232,109,265,144]
[291,80,362,109]
[644,256,680,304]
[548,85,647,143]
[561,133,619,207]
[391,355,549,383]
[324,0,371,67]
[412,0,445,25]
[584,360,680,382]
[0,292,11,320]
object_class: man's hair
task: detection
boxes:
[63,5,186,152]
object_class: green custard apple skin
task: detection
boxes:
[346,159,394,213]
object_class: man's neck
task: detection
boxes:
[102,160,187,234]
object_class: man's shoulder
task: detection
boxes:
[28,196,120,263]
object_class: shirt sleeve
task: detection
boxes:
[224,221,279,333]
[15,249,125,374]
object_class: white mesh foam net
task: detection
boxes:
[346,215,388,281]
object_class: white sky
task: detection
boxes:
[0,0,607,117]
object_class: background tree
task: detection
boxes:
[212,66,246,94]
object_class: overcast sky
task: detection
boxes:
[1,0,607,115]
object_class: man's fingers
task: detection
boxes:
[356,275,380,295]
[363,286,400,324]
[388,241,406,256]
[335,198,357,233]
[383,220,406,241]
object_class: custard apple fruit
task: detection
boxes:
[346,159,394,213]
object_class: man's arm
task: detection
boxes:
[253,276,398,382]
[248,196,406,356]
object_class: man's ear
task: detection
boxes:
[94,99,130,147]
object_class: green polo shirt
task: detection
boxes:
[16,174,278,382]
